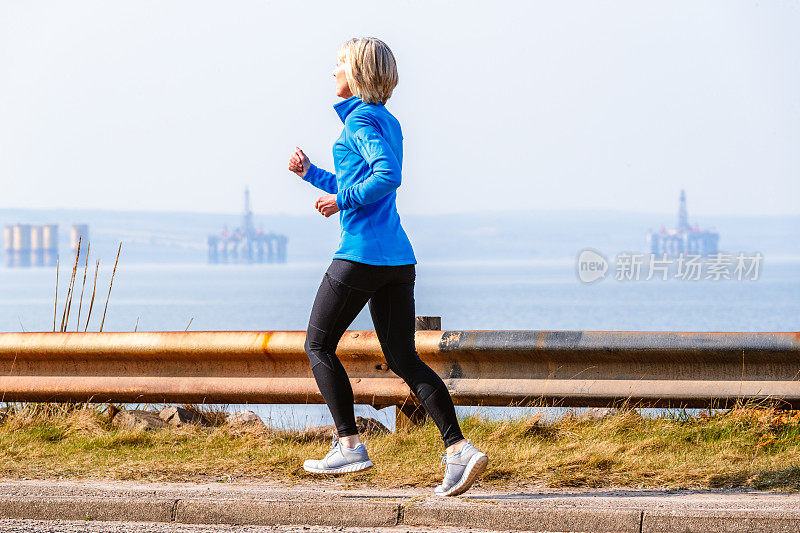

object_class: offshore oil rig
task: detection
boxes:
[646,190,719,256]
[207,188,288,264]
[3,224,89,268]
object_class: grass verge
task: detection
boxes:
[0,402,798,491]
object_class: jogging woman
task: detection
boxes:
[287,37,488,497]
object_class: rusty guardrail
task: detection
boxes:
[1,329,799,416]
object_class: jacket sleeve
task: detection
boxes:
[336,120,402,210]
[302,163,338,194]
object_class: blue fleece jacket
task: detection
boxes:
[302,95,417,266]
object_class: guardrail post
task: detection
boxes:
[395,316,441,431]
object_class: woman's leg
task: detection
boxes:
[304,261,376,438]
[368,269,465,448]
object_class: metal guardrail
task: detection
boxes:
[1,329,799,419]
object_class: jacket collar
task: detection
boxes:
[333,95,363,123]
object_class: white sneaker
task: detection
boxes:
[433,439,488,496]
[303,433,373,474]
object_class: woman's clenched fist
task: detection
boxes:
[288,146,311,178]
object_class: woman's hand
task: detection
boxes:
[288,146,311,178]
[315,194,340,217]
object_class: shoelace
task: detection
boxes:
[323,430,340,459]
[440,439,473,467]
[325,430,368,458]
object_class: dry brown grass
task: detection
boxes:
[0,401,797,491]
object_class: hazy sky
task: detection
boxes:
[1,1,798,216]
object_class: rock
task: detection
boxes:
[111,409,168,431]
[577,407,619,421]
[356,416,391,435]
[227,410,264,427]
[159,406,206,427]
[301,416,390,440]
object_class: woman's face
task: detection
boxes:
[333,58,353,99]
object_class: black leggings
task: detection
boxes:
[304,258,464,448]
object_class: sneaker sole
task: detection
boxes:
[303,460,374,475]
[436,453,488,497]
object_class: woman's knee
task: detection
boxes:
[304,326,336,371]
[393,361,441,404]
[385,349,428,380]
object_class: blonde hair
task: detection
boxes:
[337,37,398,105]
